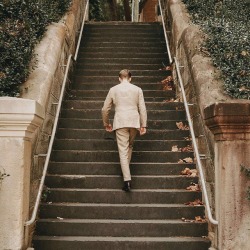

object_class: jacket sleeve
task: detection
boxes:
[102,89,113,126]
[138,88,147,127]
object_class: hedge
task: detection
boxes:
[0,0,71,97]
[182,0,250,99]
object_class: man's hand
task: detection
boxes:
[105,124,113,132]
[139,127,146,136]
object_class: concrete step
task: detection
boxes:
[76,57,168,64]
[67,96,174,102]
[62,100,184,110]
[39,203,204,220]
[72,82,168,91]
[82,39,165,46]
[75,63,166,70]
[74,76,167,83]
[55,129,190,140]
[60,109,186,120]
[79,47,167,53]
[58,118,187,130]
[48,162,196,176]
[53,139,191,151]
[45,174,198,189]
[46,188,202,204]
[80,41,167,48]
[77,52,167,60]
[82,34,164,40]
[50,150,193,163]
[33,236,210,250]
[67,90,175,99]
[74,69,170,77]
[36,219,208,237]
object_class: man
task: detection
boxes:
[102,69,147,192]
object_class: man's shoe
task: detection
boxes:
[122,181,131,192]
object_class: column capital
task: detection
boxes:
[0,97,45,140]
[204,102,250,141]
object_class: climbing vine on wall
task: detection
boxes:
[182,0,250,99]
[0,0,72,97]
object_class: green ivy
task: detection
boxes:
[182,0,250,99]
[0,0,71,97]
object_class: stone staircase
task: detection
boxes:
[33,23,210,249]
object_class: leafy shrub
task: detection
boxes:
[182,0,250,99]
[0,0,71,97]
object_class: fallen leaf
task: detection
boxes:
[163,85,173,91]
[57,217,64,220]
[178,159,184,163]
[176,122,190,130]
[171,145,179,152]
[161,76,173,84]
[183,157,193,163]
[184,137,192,141]
[195,216,206,222]
[186,183,200,191]
[185,199,204,206]
[181,145,193,152]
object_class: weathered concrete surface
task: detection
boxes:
[0,97,44,250]
[205,103,250,250]
[164,0,250,249]
[0,0,86,249]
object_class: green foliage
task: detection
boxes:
[182,0,250,99]
[89,0,126,21]
[0,0,71,97]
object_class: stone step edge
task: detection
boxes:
[46,174,193,178]
[33,235,210,243]
[40,203,201,208]
[37,218,206,224]
[48,188,200,193]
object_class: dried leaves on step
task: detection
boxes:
[161,76,173,84]
[181,167,198,177]
[159,66,172,71]
[164,98,180,103]
[171,145,179,152]
[176,122,189,130]
[184,136,192,141]
[178,157,193,164]
[186,183,200,192]
[172,145,193,153]
[181,216,206,223]
[185,199,204,206]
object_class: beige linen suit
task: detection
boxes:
[102,80,147,181]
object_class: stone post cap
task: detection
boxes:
[0,97,45,139]
[204,102,250,141]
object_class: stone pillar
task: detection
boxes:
[0,97,44,250]
[204,102,250,250]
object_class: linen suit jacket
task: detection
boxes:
[102,81,147,131]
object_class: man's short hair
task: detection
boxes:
[119,69,132,79]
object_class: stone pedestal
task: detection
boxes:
[204,102,250,250]
[0,97,44,250]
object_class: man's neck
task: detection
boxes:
[120,79,130,84]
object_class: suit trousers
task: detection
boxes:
[115,128,138,181]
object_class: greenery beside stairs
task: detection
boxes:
[0,0,71,97]
[182,0,250,99]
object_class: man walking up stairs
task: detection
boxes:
[33,22,211,250]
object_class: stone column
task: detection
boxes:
[204,102,250,250]
[0,97,44,250]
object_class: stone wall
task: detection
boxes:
[0,0,87,249]
[161,0,250,249]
